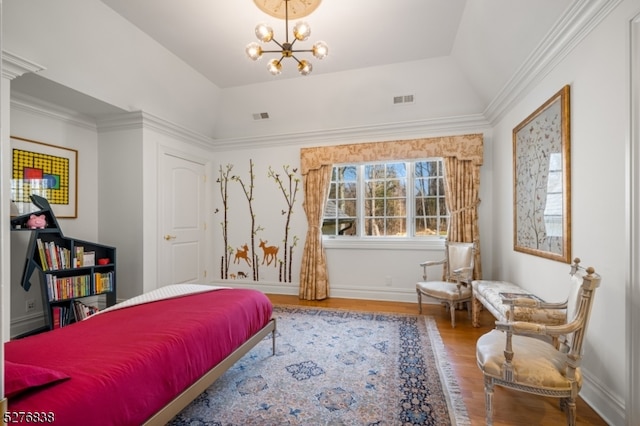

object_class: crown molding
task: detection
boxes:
[484,0,623,125]
[2,50,45,80]
[11,92,97,131]
[97,111,213,150]
[210,113,491,151]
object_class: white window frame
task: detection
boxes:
[322,159,448,246]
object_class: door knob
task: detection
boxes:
[164,234,176,240]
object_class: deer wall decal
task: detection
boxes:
[233,243,252,266]
[259,239,279,267]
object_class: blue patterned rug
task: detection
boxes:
[169,305,470,425]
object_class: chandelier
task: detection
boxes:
[245,0,328,76]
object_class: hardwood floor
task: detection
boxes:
[267,294,608,426]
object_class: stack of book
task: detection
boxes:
[46,274,91,301]
[51,300,100,328]
[37,239,71,270]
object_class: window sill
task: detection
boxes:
[322,237,445,251]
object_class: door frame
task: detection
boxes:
[627,13,640,426]
[157,145,211,289]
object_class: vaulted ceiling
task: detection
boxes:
[7,0,577,141]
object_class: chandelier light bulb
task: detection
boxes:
[297,60,312,75]
[293,22,311,41]
[267,59,283,75]
[312,41,328,59]
[255,23,274,43]
[245,42,263,61]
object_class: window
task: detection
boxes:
[322,159,448,238]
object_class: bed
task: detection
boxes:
[4,285,275,425]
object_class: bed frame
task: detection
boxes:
[143,317,276,425]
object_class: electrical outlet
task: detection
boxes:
[385,276,393,287]
[26,299,36,313]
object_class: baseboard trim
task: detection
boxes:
[10,312,45,339]
[580,370,625,426]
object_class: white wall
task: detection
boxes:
[211,132,493,302]
[489,2,639,424]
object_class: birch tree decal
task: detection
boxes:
[268,165,300,282]
[232,159,263,281]
[216,164,233,279]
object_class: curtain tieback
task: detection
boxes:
[449,199,481,215]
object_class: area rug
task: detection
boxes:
[169,305,470,425]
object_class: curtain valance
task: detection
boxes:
[300,133,483,175]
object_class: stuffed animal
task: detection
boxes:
[26,214,47,229]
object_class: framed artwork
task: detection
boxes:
[11,136,78,218]
[513,85,571,263]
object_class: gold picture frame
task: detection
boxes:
[10,136,78,218]
[513,85,571,263]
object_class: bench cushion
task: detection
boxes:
[472,280,566,327]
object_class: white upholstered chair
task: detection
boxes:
[475,258,601,426]
[416,240,476,327]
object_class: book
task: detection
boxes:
[499,292,544,302]
[36,238,48,271]
[51,306,62,329]
[83,251,95,266]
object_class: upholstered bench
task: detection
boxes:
[471,280,566,327]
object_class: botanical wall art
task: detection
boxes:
[10,136,78,218]
[513,85,571,263]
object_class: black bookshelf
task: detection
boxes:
[12,195,116,333]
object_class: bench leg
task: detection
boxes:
[472,297,482,327]
[448,301,456,327]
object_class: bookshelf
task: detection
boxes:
[11,195,116,333]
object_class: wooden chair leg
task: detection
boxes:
[417,290,422,314]
[564,398,577,426]
[484,376,495,426]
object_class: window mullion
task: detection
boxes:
[357,164,364,237]
[407,161,414,238]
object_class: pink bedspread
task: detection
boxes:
[5,288,273,425]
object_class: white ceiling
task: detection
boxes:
[8,0,577,139]
[96,0,571,91]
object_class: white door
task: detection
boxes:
[160,152,206,287]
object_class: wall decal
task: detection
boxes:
[259,239,279,266]
[268,165,300,283]
[217,164,234,279]
[216,161,301,283]
[232,159,264,281]
[233,243,252,266]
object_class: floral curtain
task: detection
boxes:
[443,157,482,279]
[299,164,331,300]
[299,134,483,300]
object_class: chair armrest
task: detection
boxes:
[501,296,568,310]
[419,259,445,267]
[420,259,445,280]
[496,316,582,338]
[452,266,473,277]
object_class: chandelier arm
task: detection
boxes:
[269,39,285,50]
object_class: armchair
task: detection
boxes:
[416,240,476,327]
[475,258,601,426]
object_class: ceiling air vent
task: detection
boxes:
[393,95,414,105]
[252,112,270,120]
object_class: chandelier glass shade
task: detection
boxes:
[246,0,328,76]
